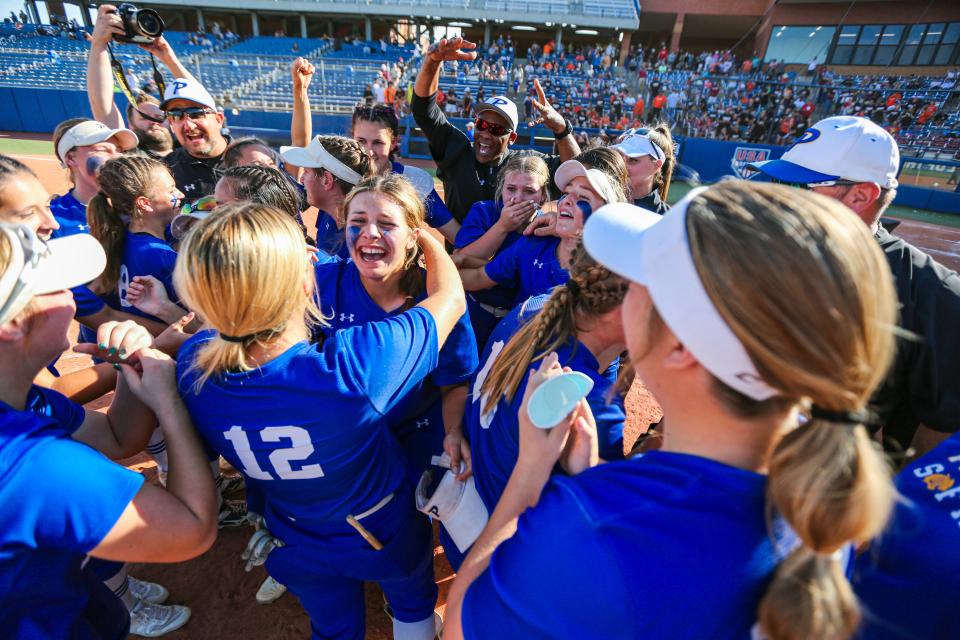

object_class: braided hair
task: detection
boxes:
[480,242,628,414]
[219,165,314,246]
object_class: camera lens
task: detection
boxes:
[136,9,163,37]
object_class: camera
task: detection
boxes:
[111,3,164,44]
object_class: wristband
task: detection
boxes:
[554,118,573,140]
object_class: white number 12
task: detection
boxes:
[223,425,325,480]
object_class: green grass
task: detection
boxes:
[0,137,55,156]
[667,181,960,229]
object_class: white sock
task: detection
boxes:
[392,613,440,640]
[145,427,168,474]
[104,564,136,610]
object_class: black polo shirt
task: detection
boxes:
[412,92,561,223]
[870,226,960,449]
[163,137,229,200]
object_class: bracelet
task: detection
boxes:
[554,118,573,140]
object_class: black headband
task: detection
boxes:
[219,332,252,343]
[810,405,879,427]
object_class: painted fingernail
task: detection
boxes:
[98,343,107,350]
[112,363,122,371]
[118,349,127,360]
[108,347,117,355]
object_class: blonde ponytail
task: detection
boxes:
[682,182,898,640]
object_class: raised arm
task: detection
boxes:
[529,78,580,162]
[139,35,196,82]
[416,231,466,347]
[291,57,314,147]
[412,38,477,150]
[90,347,218,563]
[87,4,126,129]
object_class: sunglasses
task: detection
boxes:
[181,195,218,215]
[135,108,166,124]
[0,225,47,325]
[166,107,217,122]
[474,118,513,137]
[770,177,859,190]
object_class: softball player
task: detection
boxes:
[453,155,551,349]
[457,159,625,308]
[174,202,465,639]
[611,125,675,214]
[314,175,478,486]
[445,182,899,640]
[0,223,217,639]
[466,246,629,521]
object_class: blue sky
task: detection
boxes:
[1,0,93,25]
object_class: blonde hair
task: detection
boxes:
[681,182,897,640]
[88,155,168,295]
[342,174,426,309]
[646,123,675,202]
[494,155,550,203]
[480,243,627,413]
[174,202,323,390]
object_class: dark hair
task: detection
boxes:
[351,103,401,143]
[88,155,168,294]
[311,135,372,196]
[124,93,161,123]
[222,136,281,169]
[646,123,675,201]
[577,147,632,201]
[0,154,38,184]
[219,165,314,246]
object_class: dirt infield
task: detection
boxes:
[13,145,956,638]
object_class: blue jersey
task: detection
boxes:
[115,231,178,323]
[391,161,453,230]
[462,451,794,639]
[0,390,143,639]
[853,431,960,639]
[50,191,88,238]
[314,259,478,431]
[484,235,568,306]
[466,294,625,512]
[176,308,439,543]
[315,210,349,260]
[73,284,105,319]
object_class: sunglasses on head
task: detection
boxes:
[180,195,218,215]
[474,118,513,137]
[135,108,166,124]
[354,103,397,119]
[166,107,217,122]
[770,177,858,190]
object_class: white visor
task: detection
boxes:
[612,134,665,162]
[583,188,779,401]
[280,136,363,185]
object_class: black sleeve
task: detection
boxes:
[412,91,466,169]
[904,258,960,434]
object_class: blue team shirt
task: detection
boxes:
[314,259,478,430]
[0,388,143,639]
[50,191,88,238]
[483,235,568,306]
[466,294,625,512]
[391,161,453,229]
[462,451,795,639]
[176,308,439,543]
[315,210,349,260]
[454,199,522,313]
[114,231,178,323]
[853,431,960,639]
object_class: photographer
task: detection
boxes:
[87,4,183,159]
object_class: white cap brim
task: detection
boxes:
[584,188,779,401]
[280,137,363,185]
[555,160,618,204]
[57,121,139,166]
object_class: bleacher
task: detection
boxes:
[227,36,330,57]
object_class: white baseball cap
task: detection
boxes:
[748,116,899,189]
[0,224,107,325]
[583,187,779,401]
[555,159,620,205]
[612,134,665,162]
[56,120,138,168]
[279,136,363,185]
[476,95,519,132]
[160,77,218,111]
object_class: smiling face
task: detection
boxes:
[0,173,58,241]
[25,289,76,357]
[352,120,395,175]
[501,170,547,206]
[166,98,226,158]
[473,110,516,165]
[555,176,606,239]
[66,141,120,191]
[234,144,277,169]
[142,168,184,224]
[344,191,417,282]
